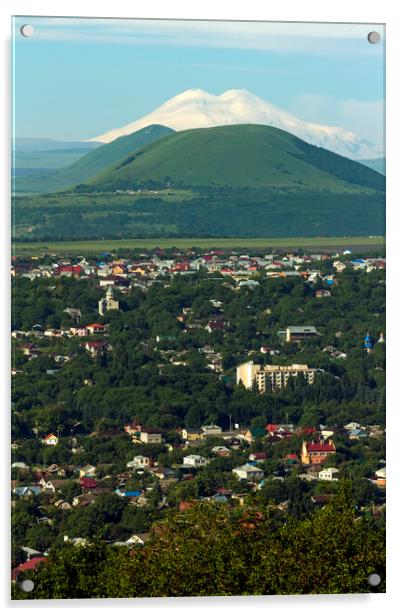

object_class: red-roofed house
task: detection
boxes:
[296,427,317,437]
[284,453,300,465]
[171,262,190,273]
[86,323,106,335]
[42,433,59,446]
[249,452,267,462]
[206,320,225,333]
[82,341,106,356]
[80,477,97,490]
[11,557,47,581]
[265,424,280,435]
[301,440,336,465]
[57,265,82,277]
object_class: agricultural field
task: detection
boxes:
[12,236,385,257]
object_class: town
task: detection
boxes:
[11,246,386,588]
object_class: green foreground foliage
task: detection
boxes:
[12,486,385,599]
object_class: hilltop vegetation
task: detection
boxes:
[88,124,384,192]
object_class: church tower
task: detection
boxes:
[364,333,373,353]
[98,286,119,316]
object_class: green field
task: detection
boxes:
[12,236,385,256]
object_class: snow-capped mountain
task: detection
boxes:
[87,88,380,160]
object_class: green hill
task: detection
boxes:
[88,124,385,193]
[14,125,174,194]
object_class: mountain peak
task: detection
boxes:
[87,89,380,160]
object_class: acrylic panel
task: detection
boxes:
[11,16,385,599]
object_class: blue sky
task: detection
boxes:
[12,17,385,150]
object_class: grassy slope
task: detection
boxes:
[14,125,174,193]
[91,124,385,193]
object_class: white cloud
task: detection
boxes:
[14,17,385,54]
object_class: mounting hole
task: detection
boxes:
[19,579,35,592]
[20,24,34,38]
[367,31,381,44]
[368,573,381,586]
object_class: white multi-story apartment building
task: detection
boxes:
[236,361,316,393]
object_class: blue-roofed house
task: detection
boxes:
[13,486,41,497]
[349,428,368,441]
[115,488,141,498]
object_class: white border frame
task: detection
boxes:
[1,1,401,614]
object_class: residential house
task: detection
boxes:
[69,325,88,337]
[42,433,59,446]
[284,453,300,465]
[13,486,41,498]
[201,424,222,437]
[127,456,150,470]
[72,493,98,508]
[140,428,162,444]
[344,422,361,431]
[205,320,226,333]
[232,463,264,481]
[80,477,97,490]
[11,461,29,470]
[86,323,107,335]
[182,454,207,467]
[278,326,319,343]
[113,533,150,547]
[348,428,368,441]
[318,467,340,481]
[211,445,231,457]
[373,467,386,487]
[54,499,72,510]
[315,289,331,298]
[249,452,267,463]
[12,557,47,582]
[181,428,204,442]
[79,464,96,478]
[38,479,57,493]
[82,341,106,356]
[243,427,266,443]
[301,440,336,465]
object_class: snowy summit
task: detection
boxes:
[87,88,380,160]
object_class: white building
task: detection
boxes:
[232,463,264,481]
[98,286,120,316]
[236,361,316,393]
[182,454,207,467]
[201,425,222,436]
[140,430,162,444]
[318,467,340,481]
[344,422,361,431]
[127,456,150,469]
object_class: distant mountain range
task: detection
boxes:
[13,125,173,193]
[357,158,385,175]
[87,89,381,161]
[13,138,101,152]
[12,138,101,177]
